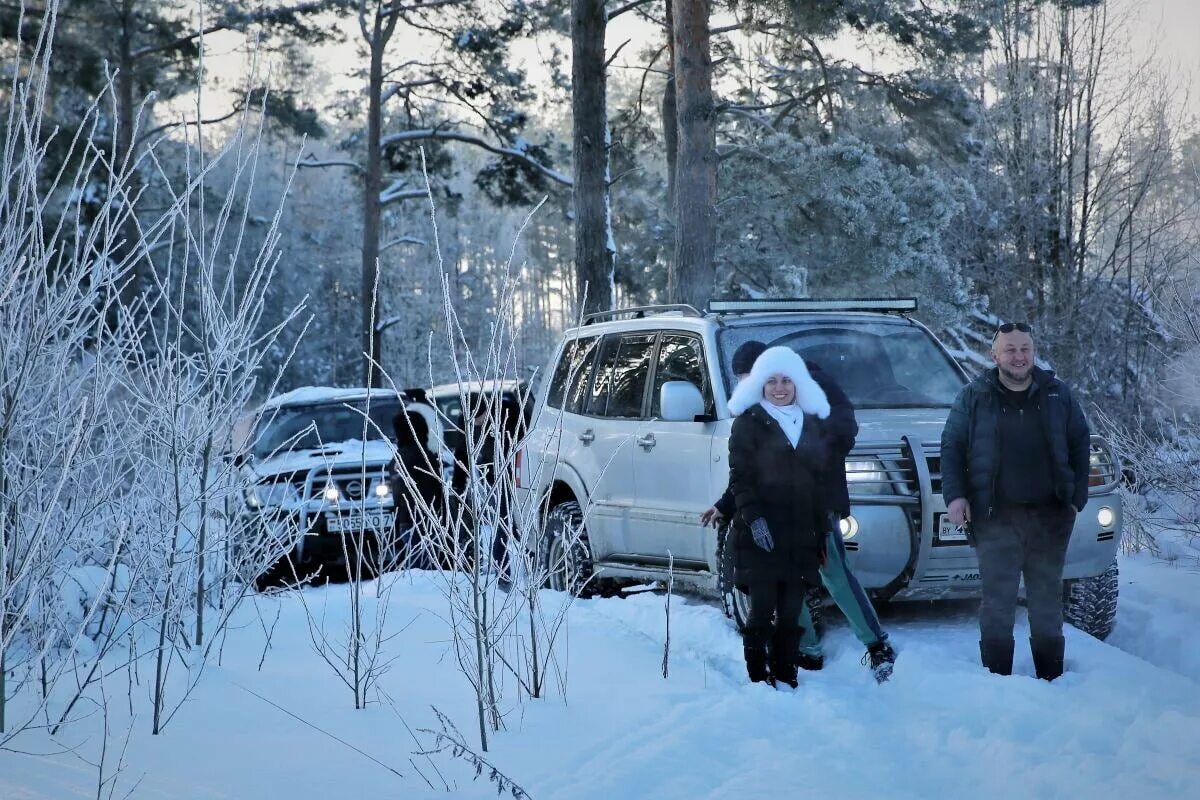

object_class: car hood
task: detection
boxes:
[248,439,396,480]
[853,407,950,447]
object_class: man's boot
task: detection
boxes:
[979,637,1015,676]
[770,627,803,688]
[743,629,772,684]
[1030,635,1065,681]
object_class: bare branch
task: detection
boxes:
[135,106,245,148]
[605,38,632,70]
[379,0,460,20]
[607,0,654,22]
[380,129,572,186]
[297,157,365,172]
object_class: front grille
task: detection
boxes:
[846,441,940,498]
[307,467,388,501]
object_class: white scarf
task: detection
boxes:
[759,400,804,448]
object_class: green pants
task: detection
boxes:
[798,528,888,656]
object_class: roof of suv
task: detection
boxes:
[258,386,402,411]
[562,309,921,340]
[428,379,525,398]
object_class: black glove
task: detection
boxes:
[750,518,774,552]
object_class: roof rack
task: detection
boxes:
[583,304,702,325]
[706,297,918,315]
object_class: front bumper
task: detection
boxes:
[236,501,398,566]
[840,437,1124,601]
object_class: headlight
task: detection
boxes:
[245,481,298,509]
[244,486,263,509]
[839,515,860,539]
[373,481,391,499]
[845,459,890,494]
[1097,506,1115,529]
[322,485,341,503]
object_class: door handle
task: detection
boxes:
[578,429,595,444]
[636,433,656,450]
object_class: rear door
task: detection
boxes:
[572,332,657,559]
[528,333,632,559]
[629,332,716,567]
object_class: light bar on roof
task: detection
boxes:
[706,298,918,314]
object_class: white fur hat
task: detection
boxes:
[727,346,831,418]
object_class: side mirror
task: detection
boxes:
[660,381,706,422]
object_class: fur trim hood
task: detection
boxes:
[727,346,831,418]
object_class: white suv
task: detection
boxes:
[516,299,1125,639]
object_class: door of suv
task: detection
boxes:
[569,332,659,560]
[628,332,716,568]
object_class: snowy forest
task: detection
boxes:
[1,0,1198,798]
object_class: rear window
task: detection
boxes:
[719,322,965,409]
[587,333,656,418]
[546,336,601,413]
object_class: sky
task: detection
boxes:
[1126,0,1200,117]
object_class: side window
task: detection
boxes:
[587,333,656,419]
[435,396,462,429]
[651,334,714,418]
[546,336,599,412]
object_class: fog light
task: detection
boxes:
[322,485,341,503]
[1097,506,1115,529]
[374,482,391,498]
[839,515,859,539]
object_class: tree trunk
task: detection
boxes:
[663,0,678,211]
[116,0,143,314]
[571,0,613,317]
[668,0,716,309]
[361,4,396,386]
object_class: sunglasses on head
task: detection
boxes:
[992,322,1032,341]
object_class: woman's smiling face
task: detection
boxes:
[763,374,796,406]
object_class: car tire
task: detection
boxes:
[717,524,750,630]
[254,550,321,591]
[544,500,598,598]
[1063,557,1119,640]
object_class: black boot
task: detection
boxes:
[979,637,1014,676]
[796,652,825,671]
[770,627,802,689]
[743,629,771,684]
[1031,636,1065,681]
[865,640,897,683]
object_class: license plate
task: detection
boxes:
[938,514,969,543]
[327,509,394,533]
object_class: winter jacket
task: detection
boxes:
[390,444,444,528]
[940,366,1091,519]
[390,409,445,528]
[716,360,857,519]
[728,403,833,587]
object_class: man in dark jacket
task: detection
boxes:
[701,340,897,682]
[452,395,522,582]
[941,323,1091,681]
[390,409,444,568]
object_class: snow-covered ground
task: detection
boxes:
[3,543,1199,800]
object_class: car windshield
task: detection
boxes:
[719,321,966,409]
[251,398,404,459]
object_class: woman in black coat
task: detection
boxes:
[727,346,834,687]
